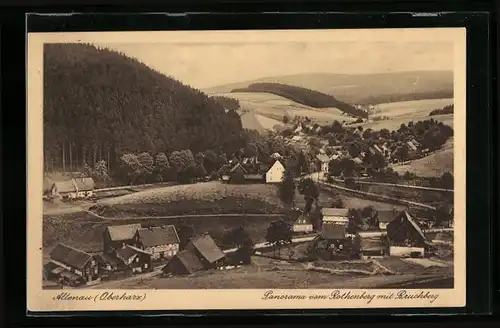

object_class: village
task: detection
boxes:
[43,118,454,289]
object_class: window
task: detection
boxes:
[135,257,139,262]
[144,263,148,269]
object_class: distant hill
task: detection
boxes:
[232,82,367,118]
[204,71,453,105]
[44,44,243,172]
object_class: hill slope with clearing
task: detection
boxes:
[232,83,367,118]
[204,71,453,105]
[216,92,357,129]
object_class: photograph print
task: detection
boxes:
[27,28,466,311]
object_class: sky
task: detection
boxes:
[97,41,453,90]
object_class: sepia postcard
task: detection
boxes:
[27,28,466,312]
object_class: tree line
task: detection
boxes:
[429,104,454,116]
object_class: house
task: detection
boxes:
[374,210,397,230]
[386,211,427,256]
[218,163,233,182]
[292,212,314,234]
[103,223,142,253]
[353,157,363,165]
[432,232,453,245]
[51,180,77,200]
[270,152,283,160]
[48,243,99,284]
[161,249,204,276]
[406,140,418,152]
[73,177,95,198]
[265,160,285,183]
[51,178,95,200]
[242,157,259,165]
[316,154,330,172]
[114,244,152,274]
[373,144,384,155]
[321,208,350,226]
[185,233,226,269]
[134,225,180,261]
[96,252,123,274]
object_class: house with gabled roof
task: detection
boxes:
[265,160,285,184]
[51,177,95,200]
[103,223,142,253]
[185,233,226,269]
[292,211,314,233]
[162,249,205,276]
[386,210,427,257]
[114,244,152,274]
[46,243,99,284]
[134,225,180,261]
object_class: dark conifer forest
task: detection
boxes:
[43,43,243,174]
[232,82,368,118]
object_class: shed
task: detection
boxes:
[186,233,226,269]
[162,249,204,275]
[49,243,99,283]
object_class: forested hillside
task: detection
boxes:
[232,83,368,118]
[43,43,243,174]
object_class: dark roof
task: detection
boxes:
[187,234,225,264]
[218,163,233,175]
[321,224,346,240]
[50,243,93,269]
[164,249,204,274]
[386,211,426,245]
[96,253,122,267]
[376,210,396,223]
[229,162,248,173]
[137,225,180,247]
[73,177,95,191]
[106,224,142,241]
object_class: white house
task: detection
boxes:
[316,154,330,172]
[321,208,350,227]
[292,212,314,233]
[265,160,285,183]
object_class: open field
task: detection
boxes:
[357,114,453,131]
[43,180,409,252]
[392,139,454,177]
[374,98,453,118]
[217,92,357,128]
